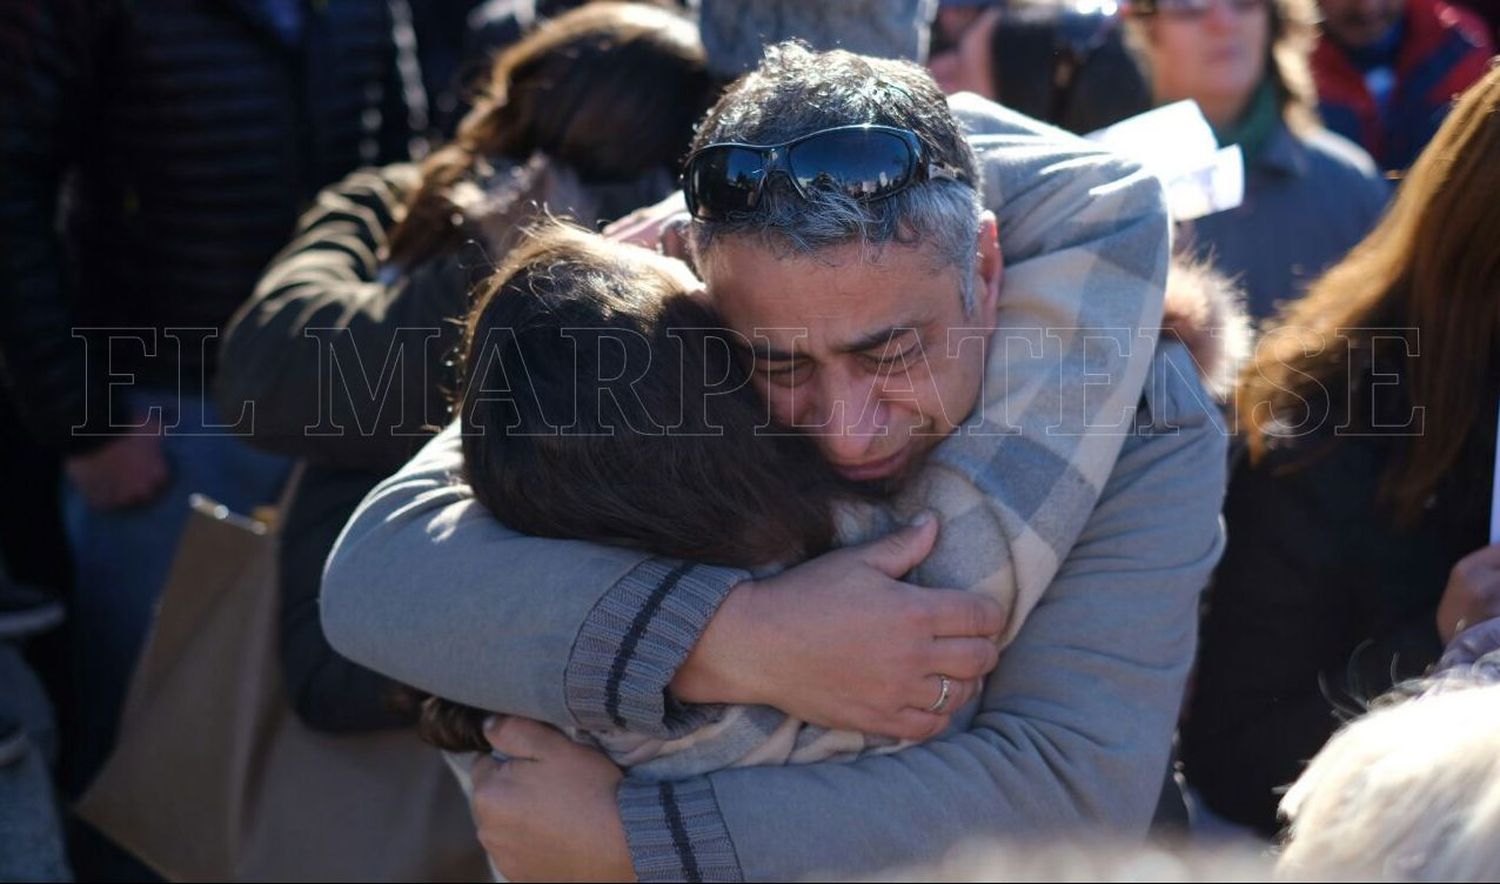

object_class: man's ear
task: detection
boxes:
[976,211,1003,319]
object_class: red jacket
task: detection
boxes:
[1312,0,1495,170]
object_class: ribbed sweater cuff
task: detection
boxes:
[564,558,747,737]
[619,777,743,882]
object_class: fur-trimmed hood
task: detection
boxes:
[1162,259,1253,401]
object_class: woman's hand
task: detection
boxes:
[1437,542,1500,643]
[602,191,689,259]
[671,516,1006,741]
[471,717,634,883]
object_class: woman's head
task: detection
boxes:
[388,3,716,266]
[465,2,710,181]
[1126,0,1318,131]
[1278,681,1500,880]
[456,220,860,568]
[1238,64,1500,523]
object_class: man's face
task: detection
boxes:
[1319,0,1406,48]
[700,215,1002,483]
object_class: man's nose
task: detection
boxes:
[813,370,889,461]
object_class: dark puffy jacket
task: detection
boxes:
[1312,0,1495,172]
[218,164,466,731]
[0,0,416,454]
[1181,367,1499,835]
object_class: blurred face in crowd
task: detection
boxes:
[928,7,1001,97]
[931,5,992,54]
[1318,0,1406,48]
[699,225,1002,483]
[1141,0,1271,127]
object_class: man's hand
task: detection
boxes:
[64,417,169,510]
[471,717,635,883]
[1437,542,1500,643]
[672,515,1006,741]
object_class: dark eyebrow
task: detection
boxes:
[734,322,925,364]
[733,339,800,363]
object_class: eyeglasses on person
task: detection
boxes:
[681,125,969,222]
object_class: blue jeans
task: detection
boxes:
[63,388,290,788]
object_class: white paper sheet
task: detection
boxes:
[1087,100,1245,222]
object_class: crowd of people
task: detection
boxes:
[1,0,1498,880]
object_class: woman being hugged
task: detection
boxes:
[1182,65,1500,835]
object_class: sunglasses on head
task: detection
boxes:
[681,125,968,222]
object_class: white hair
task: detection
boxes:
[1278,681,1500,881]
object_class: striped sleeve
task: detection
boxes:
[619,777,743,883]
[564,557,747,736]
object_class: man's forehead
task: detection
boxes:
[735,312,935,361]
[702,239,958,308]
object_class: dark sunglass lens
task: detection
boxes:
[687,147,764,218]
[788,129,915,200]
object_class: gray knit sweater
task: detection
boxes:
[322,96,1229,882]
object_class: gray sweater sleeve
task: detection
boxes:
[320,422,749,735]
[319,95,1155,735]
[619,343,1229,882]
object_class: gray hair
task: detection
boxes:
[1278,678,1500,881]
[686,42,986,312]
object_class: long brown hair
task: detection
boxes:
[1238,63,1500,524]
[385,2,713,267]
[422,222,866,751]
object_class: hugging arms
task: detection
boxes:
[319,97,1229,881]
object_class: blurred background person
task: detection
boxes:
[928,1,1156,134]
[1279,686,1500,881]
[930,0,1004,56]
[408,0,487,137]
[1126,0,1391,321]
[1181,64,1500,836]
[1312,0,1494,172]
[1277,635,1500,880]
[0,0,421,873]
[1457,0,1500,38]
[695,0,939,79]
[215,2,715,737]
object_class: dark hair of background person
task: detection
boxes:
[423,222,869,751]
[988,7,1154,134]
[1238,65,1500,525]
[386,2,716,267]
[1126,0,1322,133]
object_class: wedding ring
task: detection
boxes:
[927,674,953,714]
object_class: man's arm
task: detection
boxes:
[320,421,749,732]
[619,343,1229,882]
[320,96,1171,741]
